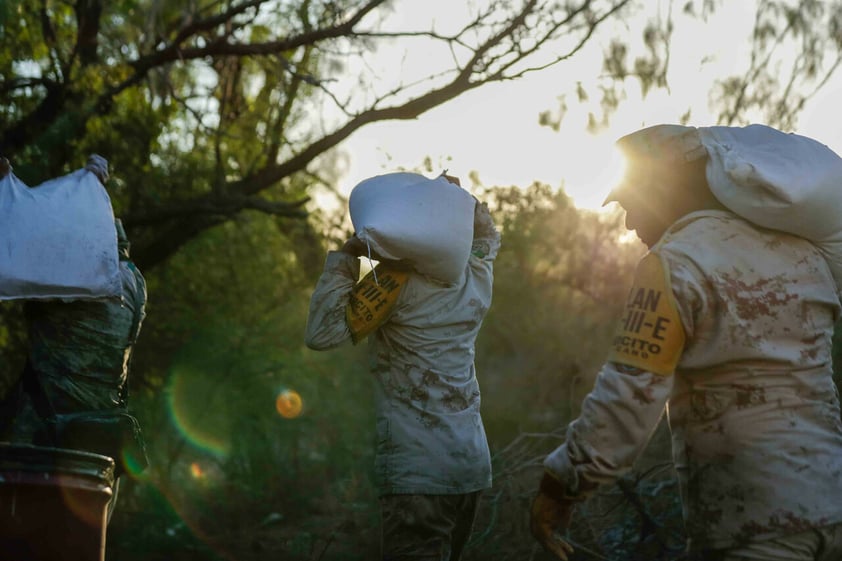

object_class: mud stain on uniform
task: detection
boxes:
[717,274,799,321]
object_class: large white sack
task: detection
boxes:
[349,172,475,283]
[0,168,122,300]
[699,124,842,288]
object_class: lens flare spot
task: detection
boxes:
[190,462,205,479]
[120,448,148,480]
[275,389,303,419]
[59,477,110,528]
[167,366,231,457]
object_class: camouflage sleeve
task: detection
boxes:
[543,361,673,497]
[304,251,361,350]
[123,261,147,344]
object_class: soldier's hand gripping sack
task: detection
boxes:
[348,172,475,284]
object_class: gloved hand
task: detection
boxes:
[442,173,461,186]
[530,472,581,560]
[85,154,109,184]
[341,235,366,257]
[473,199,498,239]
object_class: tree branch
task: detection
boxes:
[125,194,309,228]
[73,0,104,66]
[117,0,385,99]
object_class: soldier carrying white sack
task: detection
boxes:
[305,173,499,561]
[0,155,148,517]
[530,124,842,560]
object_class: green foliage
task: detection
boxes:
[0,301,26,394]
[544,0,842,132]
[0,0,351,272]
[477,183,643,447]
[101,208,381,559]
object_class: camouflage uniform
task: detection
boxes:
[544,210,842,554]
[305,210,499,559]
[3,221,147,476]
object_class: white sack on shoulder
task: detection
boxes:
[0,169,122,301]
[699,124,842,290]
[349,172,475,284]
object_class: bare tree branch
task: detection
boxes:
[0,0,647,269]
[125,194,309,228]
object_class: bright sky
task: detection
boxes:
[336,1,842,211]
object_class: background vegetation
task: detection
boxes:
[1,1,841,559]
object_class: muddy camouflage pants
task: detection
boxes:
[704,523,842,561]
[379,492,482,561]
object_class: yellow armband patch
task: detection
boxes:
[346,266,409,344]
[607,253,685,376]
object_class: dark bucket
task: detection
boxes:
[0,443,115,561]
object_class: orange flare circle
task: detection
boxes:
[276,389,303,419]
[190,462,204,479]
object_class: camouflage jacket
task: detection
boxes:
[545,210,842,551]
[25,255,146,414]
[305,230,500,496]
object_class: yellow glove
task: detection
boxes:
[529,472,582,560]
